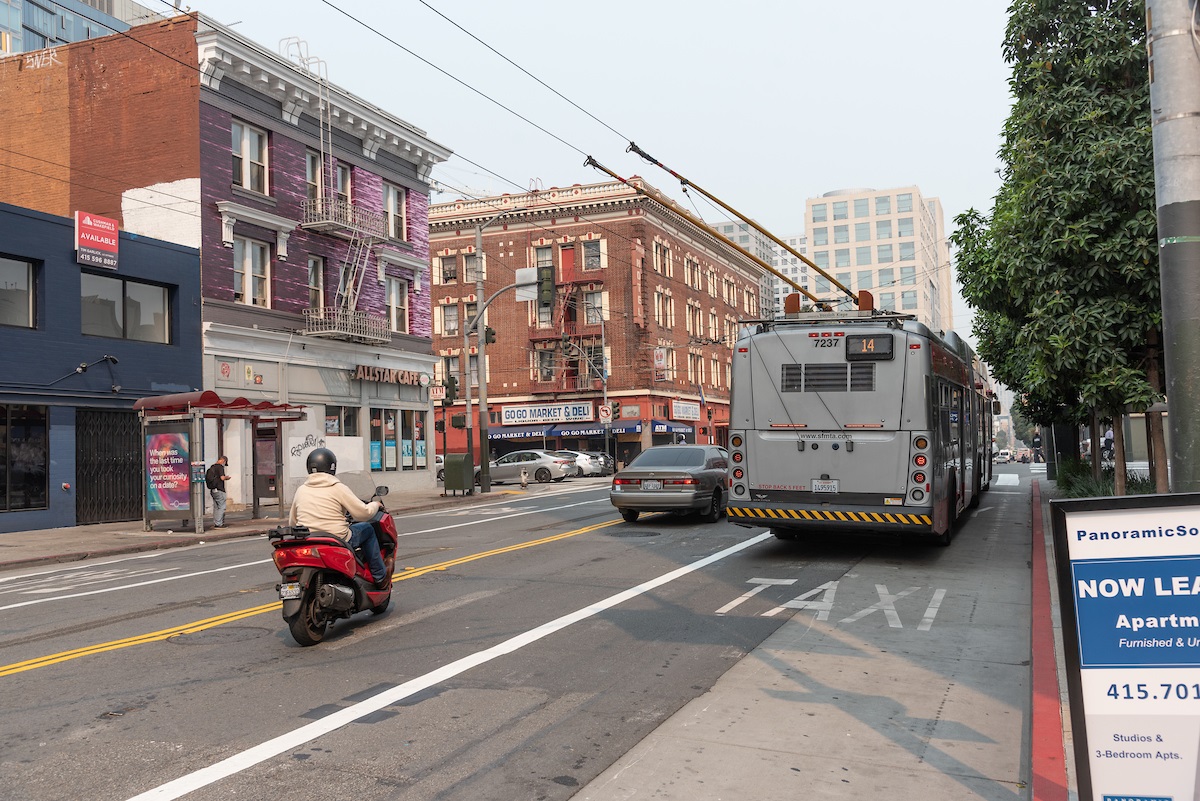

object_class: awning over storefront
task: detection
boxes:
[133,390,307,422]
[609,421,643,434]
[488,424,552,440]
[650,419,694,434]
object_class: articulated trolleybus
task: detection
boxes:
[725,306,998,545]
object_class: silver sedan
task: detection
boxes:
[609,445,730,523]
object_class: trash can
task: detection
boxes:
[443,453,473,494]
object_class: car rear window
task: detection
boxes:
[628,447,705,468]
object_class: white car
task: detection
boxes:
[553,450,604,477]
[435,454,445,481]
[994,449,1012,464]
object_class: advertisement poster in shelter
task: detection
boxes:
[146,427,191,512]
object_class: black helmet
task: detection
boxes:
[306,447,337,475]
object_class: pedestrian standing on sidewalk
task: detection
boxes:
[206,456,230,528]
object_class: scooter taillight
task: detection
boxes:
[273,546,320,568]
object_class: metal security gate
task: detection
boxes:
[76,409,142,524]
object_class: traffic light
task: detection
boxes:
[484,326,496,344]
[434,419,445,432]
[537,263,555,308]
[611,400,620,417]
[444,374,458,403]
[451,413,466,429]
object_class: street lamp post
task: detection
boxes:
[472,207,524,492]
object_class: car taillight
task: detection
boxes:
[612,478,639,485]
[665,478,698,485]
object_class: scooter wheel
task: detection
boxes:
[370,598,391,615]
[287,592,328,646]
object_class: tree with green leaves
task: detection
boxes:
[951,0,1164,490]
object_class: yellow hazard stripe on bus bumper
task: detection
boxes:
[726,507,932,526]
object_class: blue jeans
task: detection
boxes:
[349,521,387,585]
[210,489,226,526]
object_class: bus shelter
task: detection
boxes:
[133,391,307,534]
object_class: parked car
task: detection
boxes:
[553,450,604,477]
[477,449,574,484]
[609,444,730,523]
[585,451,615,475]
[435,454,445,481]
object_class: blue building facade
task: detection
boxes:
[0,0,159,55]
[0,202,201,532]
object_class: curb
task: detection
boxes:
[1031,480,1070,801]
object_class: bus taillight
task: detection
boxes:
[732,468,744,480]
[913,436,929,450]
[912,471,926,484]
[732,452,743,463]
[913,454,928,467]
[731,435,743,448]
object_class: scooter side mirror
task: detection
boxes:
[374,485,389,497]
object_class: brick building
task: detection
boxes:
[0,13,451,522]
[428,179,765,470]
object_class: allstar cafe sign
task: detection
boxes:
[75,211,120,269]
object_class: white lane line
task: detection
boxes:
[715,578,797,615]
[402,499,608,536]
[994,474,1020,486]
[0,560,273,612]
[124,531,775,801]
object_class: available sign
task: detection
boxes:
[1051,494,1200,801]
[75,211,119,269]
[501,402,594,425]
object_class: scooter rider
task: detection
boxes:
[289,448,389,587]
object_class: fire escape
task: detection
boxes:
[282,39,391,346]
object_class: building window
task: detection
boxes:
[878,268,895,288]
[307,256,324,308]
[814,251,829,269]
[336,163,351,203]
[832,201,848,220]
[464,302,478,332]
[812,203,827,222]
[442,304,459,335]
[233,236,270,307]
[385,277,409,333]
[899,242,916,261]
[836,272,851,290]
[464,254,480,283]
[536,349,555,382]
[0,404,48,511]
[900,266,917,285]
[877,244,894,263]
[442,355,460,386]
[876,220,892,239]
[812,227,828,246]
[897,193,914,213]
[833,225,849,244]
[582,240,602,270]
[440,255,457,283]
[855,246,872,266]
[853,222,870,242]
[854,198,869,218]
[324,405,359,436]
[583,290,604,324]
[856,270,873,290]
[815,276,830,295]
[384,183,407,241]
[0,257,34,329]
[901,290,918,310]
[305,151,321,201]
[898,217,914,237]
[875,195,891,216]
[835,249,851,268]
[654,242,670,275]
[369,409,428,472]
[685,257,701,288]
[583,343,605,380]
[468,353,479,387]
[231,121,268,194]
[80,273,170,343]
[880,292,896,310]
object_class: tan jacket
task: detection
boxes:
[288,473,380,541]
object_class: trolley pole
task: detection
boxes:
[1148,0,1200,491]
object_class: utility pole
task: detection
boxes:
[1148,0,1200,492]
[473,207,525,492]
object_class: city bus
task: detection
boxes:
[725,307,998,545]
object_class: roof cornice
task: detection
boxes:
[194,13,452,178]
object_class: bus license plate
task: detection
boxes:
[812,479,838,493]
[279,582,302,600]
[641,479,662,491]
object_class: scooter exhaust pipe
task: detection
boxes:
[316,583,356,612]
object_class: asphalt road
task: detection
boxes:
[0,467,1038,800]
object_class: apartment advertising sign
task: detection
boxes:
[75,211,119,269]
[1051,493,1200,801]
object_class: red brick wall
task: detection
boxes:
[0,16,200,223]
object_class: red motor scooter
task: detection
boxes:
[269,486,398,645]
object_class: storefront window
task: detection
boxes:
[370,408,427,472]
[324,405,359,436]
[1,404,48,511]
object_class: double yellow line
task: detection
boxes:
[0,518,621,678]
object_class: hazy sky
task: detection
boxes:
[186,0,1014,338]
